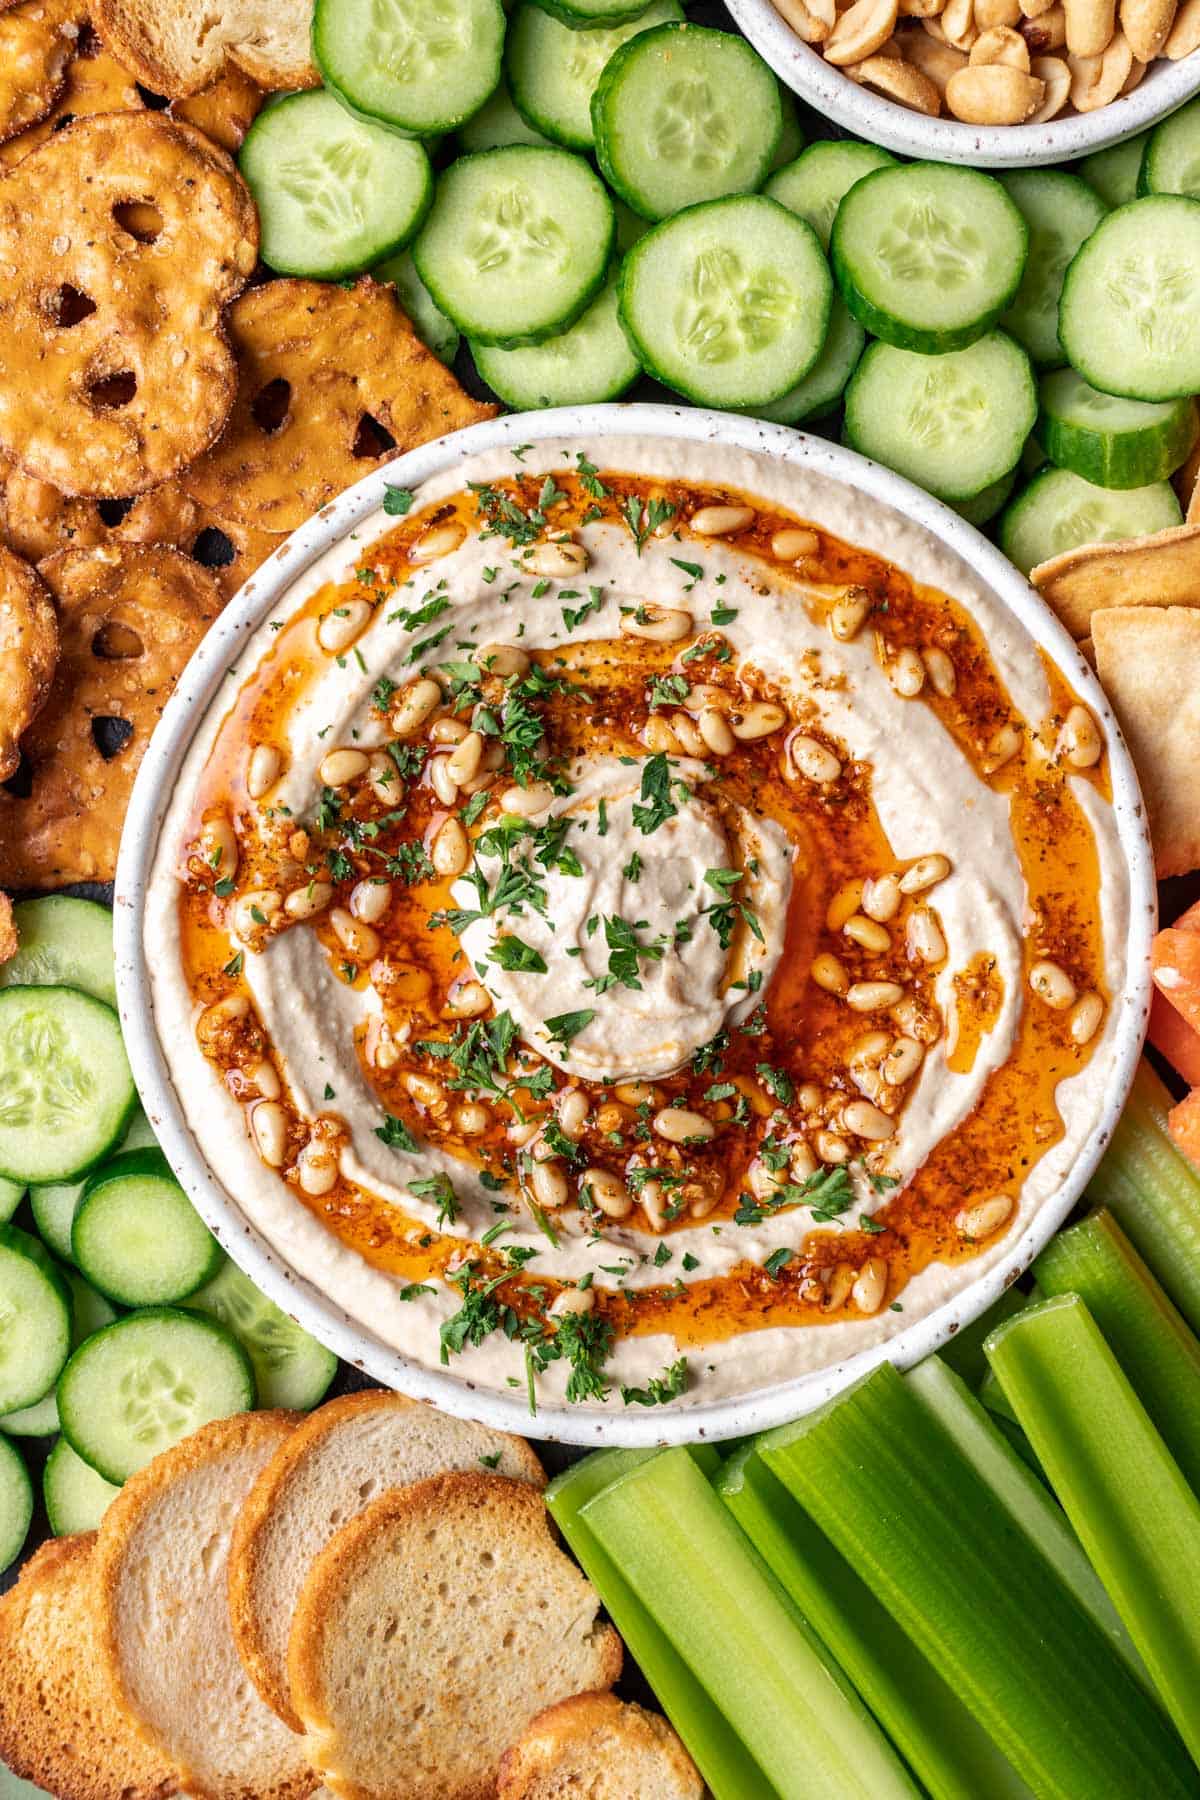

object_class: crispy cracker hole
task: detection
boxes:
[251,379,291,436]
[88,372,137,410]
[2,751,32,800]
[96,498,134,528]
[91,716,133,760]
[92,621,143,659]
[352,412,397,459]
[135,84,169,109]
[50,285,96,328]
[190,526,236,571]
[113,201,163,244]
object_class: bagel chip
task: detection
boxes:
[1093,604,1200,877]
[0,543,57,780]
[94,0,318,96]
[1031,523,1200,639]
[0,892,15,965]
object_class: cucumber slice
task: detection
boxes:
[0,986,135,1185]
[765,139,896,252]
[833,163,1028,355]
[997,171,1107,370]
[58,1308,255,1485]
[313,0,505,136]
[529,0,666,30]
[0,1224,72,1415]
[373,249,459,363]
[183,1260,336,1412]
[1139,94,1200,198]
[30,1108,158,1265]
[844,333,1037,505]
[593,23,782,221]
[747,297,865,426]
[239,91,432,280]
[1078,132,1148,208]
[43,1435,121,1537]
[767,92,805,174]
[0,896,114,1006]
[619,194,831,409]
[0,1270,117,1437]
[472,274,640,407]
[0,1178,22,1224]
[613,196,650,254]
[506,0,681,151]
[414,147,614,346]
[953,468,1017,527]
[457,78,554,152]
[0,1435,31,1574]
[999,465,1182,575]
[72,1148,222,1309]
[1060,196,1200,401]
[1039,368,1198,489]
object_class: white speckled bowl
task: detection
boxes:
[114,403,1155,1446]
[726,0,1200,169]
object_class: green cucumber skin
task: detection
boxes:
[43,1436,121,1537]
[1039,393,1199,489]
[312,0,506,135]
[72,1148,223,1309]
[505,1,682,151]
[0,987,136,1188]
[0,897,114,1007]
[831,165,1029,356]
[0,1435,33,1574]
[1139,95,1200,197]
[1059,195,1200,401]
[528,0,663,29]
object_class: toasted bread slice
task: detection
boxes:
[288,1473,622,1800]
[93,0,317,96]
[0,1533,175,1800]
[497,1693,704,1799]
[230,1389,545,1731]
[95,1411,318,1800]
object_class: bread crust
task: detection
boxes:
[497,1691,705,1799]
[92,0,319,96]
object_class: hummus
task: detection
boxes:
[145,436,1134,1413]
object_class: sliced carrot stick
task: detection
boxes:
[1168,1088,1200,1173]
[1149,990,1200,1088]
[1150,929,1200,1038]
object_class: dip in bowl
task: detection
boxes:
[118,406,1154,1444]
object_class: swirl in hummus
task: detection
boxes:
[145,436,1135,1412]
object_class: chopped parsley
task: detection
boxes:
[620,1356,688,1407]
[623,494,676,554]
[491,934,548,973]
[542,1008,596,1052]
[410,1173,459,1228]
[375,1112,419,1154]
[382,485,414,515]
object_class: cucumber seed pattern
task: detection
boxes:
[278,141,373,238]
[1105,254,1192,356]
[906,367,988,449]
[0,1010,94,1133]
[652,78,734,174]
[678,246,798,364]
[365,0,471,80]
[466,184,570,277]
[875,201,980,289]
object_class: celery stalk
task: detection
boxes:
[579,1447,919,1800]
[545,1447,775,1800]
[987,1292,1200,1765]
[938,1283,1030,1390]
[1035,1208,1200,1490]
[1090,1059,1200,1335]
[906,1356,1147,1689]
[761,1362,1195,1800]
[715,1445,1036,1800]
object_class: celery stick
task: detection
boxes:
[907,1356,1147,1690]
[580,1447,919,1800]
[978,1365,1020,1424]
[988,1292,1200,1765]
[545,1448,777,1800]
[761,1363,1195,1800]
[938,1283,1029,1390]
[1036,1208,1200,1490]
[716,1446,1036,1800]
[1090,1058,1200,1335]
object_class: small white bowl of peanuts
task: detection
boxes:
[726,0,1200,164]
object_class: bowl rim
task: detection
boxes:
[727,0,1200,169]
[114,400,1155,1446]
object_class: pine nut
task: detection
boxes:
[391,678,442,738]
[582,1168,632,1219]
[508,1120,538,1147]
[480,742,505,772]
[690,504,754,536]
[827,882,866,932]
[831,587,871,641]
[771,527,820,560]
[615,1082,660,1106]
[824,1262,855,1311]
[350,879,391,924]
[500,781,554,816]
[432,816,469,877]
[847,980,906,1012]
[698,707,735,755]
[430,717,469,745]
[853,1258,888,1314]
[250,1100,288,1167]
[811,953,850,995]
[981,722,1022,773]
[454,1103,490,1135]
[477,643,531,677]
[1059,704,1102,768]
[791,1140,818,1180]
[285,880,334,921]
[447,729,484,785]
[671,712,705,756]
[1030,959,1076,1010]
[621,605,693,643]
[372,1023,402,1070]
[550,1286,595,1318]
[687,683,729,711]
[791,735,842,783]
[654,1107,715,1143]
[297,1141,337,1195]
[955,1194,1013,1239]
[368,751,400,804]
[883,1037,925,1083]
[445,979,490,1018]
[862,874,902,922]
[843,1099,895,1141]
[203,994,249,1027]
[907,907,947,966]
[330,908,379,960]
[732,701,788,740]
[234,890,282,940]
[1069,990,1104,1044]
[639,1179,668,1231]
[429,755,459,807]
[845,913,892,953]
[246,1058,280,1100]
[595,1103,629,1133]
[922,647,957,696]
[319,748,369,788]
[530,1159,569,1209]
[815,1129,851,1163]
[891,993,942,1044]
[526,539,589,577]
[199,815,237,876]
[317,598,371,653]
[850,1030,891,1068]
[246,744,281,799]
[643,715,683,754]
[557,1088,590,1137]
[411,521,465,562]
[899,853,951,894]
[749,1158,787,1200]
[405,1072,444,1108]
[889,646,927,697]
